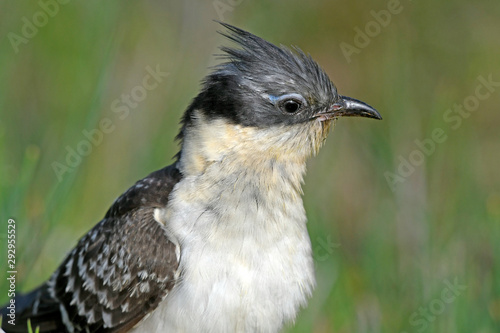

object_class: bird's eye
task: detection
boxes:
[269,93,306,114]
[281,99,302,113]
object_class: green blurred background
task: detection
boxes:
[1,0,499,332]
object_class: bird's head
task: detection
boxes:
[177,23,381,173]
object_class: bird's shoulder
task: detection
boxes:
[105,163,182,218]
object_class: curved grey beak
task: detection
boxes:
[329,96,382,120]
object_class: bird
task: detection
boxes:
[1,22,381,333]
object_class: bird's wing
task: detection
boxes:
[1,164,183,333]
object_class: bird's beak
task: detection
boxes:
[315,96,382,121]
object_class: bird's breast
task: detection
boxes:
[143,163,316,333]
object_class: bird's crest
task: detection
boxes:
[215,22,335,97]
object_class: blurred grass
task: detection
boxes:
[1,0,499,332]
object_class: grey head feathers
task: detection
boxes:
[177,23,339,142]
[217,23,336,102]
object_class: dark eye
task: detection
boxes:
[280,99,302,113]
[269,93,307,114]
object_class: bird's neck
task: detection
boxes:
[171,112,310,241]
[178,112,309,196]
